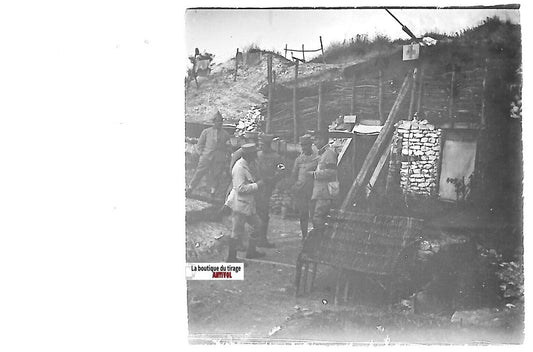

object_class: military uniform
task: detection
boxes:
[291,135,319,239]
[311,144,338,232]
[224,144,265,261]
[189,120,230,194]
[255,134,284,247]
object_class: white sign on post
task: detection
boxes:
[343,115,357,124]
[403,43,420,61]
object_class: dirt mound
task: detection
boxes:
[185,52,346,125]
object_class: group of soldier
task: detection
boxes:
[186,110,338,263]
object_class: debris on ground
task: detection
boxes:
[234,106,264,136]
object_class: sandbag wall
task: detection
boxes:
[393,120,442,196]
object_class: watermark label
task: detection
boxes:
[185,263,244,280]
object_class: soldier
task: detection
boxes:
[309,132,338,233]
[290,134,319,240]
[218,131,260,219]
[187,111,231,198]
[255,134,285,248]
[224,143,266,262]
[230,131,260,171]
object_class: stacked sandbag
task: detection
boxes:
[395,120,442,196]
[235,106,264,137]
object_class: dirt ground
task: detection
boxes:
[186,213,523,345]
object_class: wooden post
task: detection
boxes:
[284,44,288,59]
[416,66,424,114]
[481,59,488,127]
[352,135,358,182]
[266,54,273,133]
[234,48,239,82]
[318,82,324,134]
[293,60,299,143]
[351,71,357,115]
[365,145,392,198]
[449,67,456,120]
[408,68,418,120]
[340,73,412,211]
[320,36,326,64]
[378,69,384,124]
[302,44,305,62]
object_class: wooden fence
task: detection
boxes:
[263,52,489,141]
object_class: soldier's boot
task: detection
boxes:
[226,238,238,262]
[246,237,266,259]
[256,220,275,248]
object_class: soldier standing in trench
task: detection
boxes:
[309,132,338,233]
[217,131,259,220]
[224,143,266,262]
[187,111,231,198]
[290,134,319,240]
[255,134,285,248]
[230,131,260,171]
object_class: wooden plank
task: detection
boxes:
[416,66,424,113]
[317,82,324,133]
[351,72,357,115]
[340,72,412,211]
[408,68,418,120]
[293,60,299,143]
[480,59,488,126]
[378,69,383,123]
[233,48,239,82]
[365,145,392,197]
[320,36,325,63]
[336,125,357,166]
[449,68,456,120]
[266,54,273,133]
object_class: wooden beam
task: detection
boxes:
[317,82,324,134]
[365,145,392,198]
[233,48,239,82]
[266,54,273,133]
[320,36,326,64]
[340,72,412,211]
[293,60,299,143]
[408,68,418,120]
[480,59,488,127]
[448,67,456,120]
[416,66,424,114]
[378,69,384,124]
[351,72,357,115]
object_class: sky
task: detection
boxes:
[185,7,520,65]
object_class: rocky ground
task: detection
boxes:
[186,211,524,345]
[185,53,345,125]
